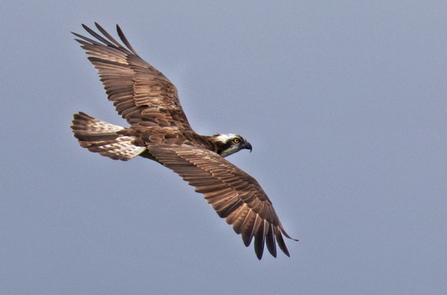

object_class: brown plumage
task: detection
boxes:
[70,23,297,259]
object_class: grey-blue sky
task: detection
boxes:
[1,1,446,294]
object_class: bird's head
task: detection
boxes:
[213,133,252,157]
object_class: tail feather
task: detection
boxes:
[70,112,145,161]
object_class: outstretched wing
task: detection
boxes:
[148,144,297,259]
[73,23,192,131]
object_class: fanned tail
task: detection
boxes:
[70,112,145,161]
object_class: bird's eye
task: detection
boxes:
[233,138,240,144]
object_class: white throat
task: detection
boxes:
[220,145,241,157]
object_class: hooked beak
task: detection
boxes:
[243,141,252,153]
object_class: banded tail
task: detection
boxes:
[70,112,146,161]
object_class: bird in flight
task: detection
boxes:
[70,23,297,259]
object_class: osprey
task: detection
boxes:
[70,23,297,259]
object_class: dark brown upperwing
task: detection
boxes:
[147,144,297,259]
[73,23,192,131]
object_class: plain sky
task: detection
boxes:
[1,1,447,294]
